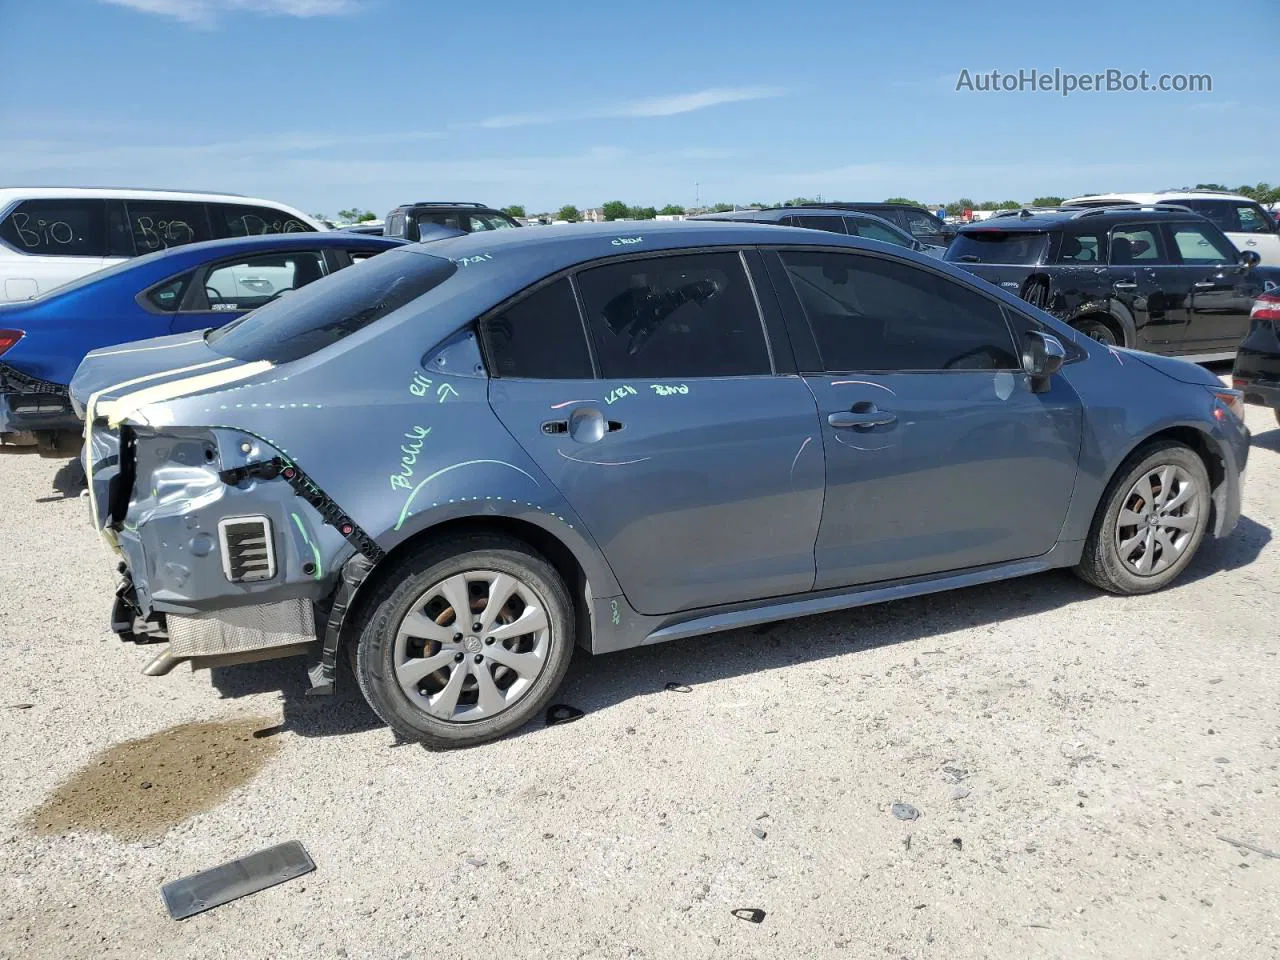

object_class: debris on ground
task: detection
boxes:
[545,704,584,726]
[752,826,767,840]
[664,682,692,693]
[731,908,766,923]
[1218,836,1280,859]
[465,857,487,867]
[951,786,971,801]
[891,802,920,821]
[161,840,315,920]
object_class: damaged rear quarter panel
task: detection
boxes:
[125,246,622,609]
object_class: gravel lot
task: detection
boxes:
[2,390,1278,960]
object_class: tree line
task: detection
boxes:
[321,182,1280,226]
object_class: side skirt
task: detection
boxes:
[590,540,1084,654]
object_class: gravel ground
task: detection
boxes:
[2,395,1278,960]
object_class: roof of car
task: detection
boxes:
[691,207,895,222]
[390,201,505,212]
[1065,190,1256,204]
[399,220,941,282]
[956,206,1207,233]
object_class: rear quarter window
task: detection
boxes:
[213,203,314,238]
[205,247,457,364]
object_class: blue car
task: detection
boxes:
[0,232,402,455]
[71,222,1248,749]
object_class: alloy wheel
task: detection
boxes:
[1113,464,1200,577]
[392,570,551,722]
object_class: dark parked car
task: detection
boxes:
[690,206,945,256]
[72,222,1247,748]
[383,201,520,241]
[945,206,1274,361]
[0,233,402,455]
[788,202,954,246]
[1232,289,1280,426]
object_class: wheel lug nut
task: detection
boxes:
[473,654,483,664]
[484,636,494,645]
[454,652,464,662]
[453,632,463,641]
[472,622,482,632]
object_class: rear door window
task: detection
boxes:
[779,249,1020,371]
[1109,224,1167,264]
[212,203,313,237]
[123,200,212,254]
[846,217,911,248]
[385,213,407,238]
[479,278,593,378]
[946,230,1049,264]
[205,247,457,363]
[0,199,107,257]
[576,251,772,378]
[203,251,327,311]
[794,215,847,234]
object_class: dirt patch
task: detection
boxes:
[25,716,281,842]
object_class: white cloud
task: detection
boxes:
[100,0,357,24]
[472,86,786,129]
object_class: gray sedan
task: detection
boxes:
[72,221,1249,748]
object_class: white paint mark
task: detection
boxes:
[789,436,813,481]
[557,449,651,467]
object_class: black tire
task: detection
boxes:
[1075,441,1211,595]
[353,534,574,748]
[1274,407,1280,429]
[1073,317,1119,347]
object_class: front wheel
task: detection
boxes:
[353,536,575,748]
[1075,441,1211,595]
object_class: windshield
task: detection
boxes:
[206,247,457,363]
[947,231,1049,265]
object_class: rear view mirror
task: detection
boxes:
[1023,331,1066,393]
[1238,249,1261,271]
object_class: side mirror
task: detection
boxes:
[1238,249,1261,271]
[1023,331,1066,393]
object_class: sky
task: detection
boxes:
[1,0,1277,217]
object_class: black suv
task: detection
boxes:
[944,206,1274,361]
[789,202,954,247]
[1232,289,1280,426]
[384,201,520,241]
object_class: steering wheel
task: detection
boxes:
[943,346,999,370]
[205,286,224,305]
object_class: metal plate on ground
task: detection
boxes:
[161,840,315,920]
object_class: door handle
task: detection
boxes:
[1193,281,1217,289]
[828,408,897,429]
[1112,280,1138,291]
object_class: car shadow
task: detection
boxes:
[206,512,1270,744]
[1251,425,1280,453]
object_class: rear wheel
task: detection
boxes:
[1072,317,1119,346]
[353,535,574,748]
[1075,441,1211,594]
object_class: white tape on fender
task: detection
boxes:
[83,357,237,550]
[103,360,273,427]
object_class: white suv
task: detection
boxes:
[0,187,325,301]
[1062,190,1280,264]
